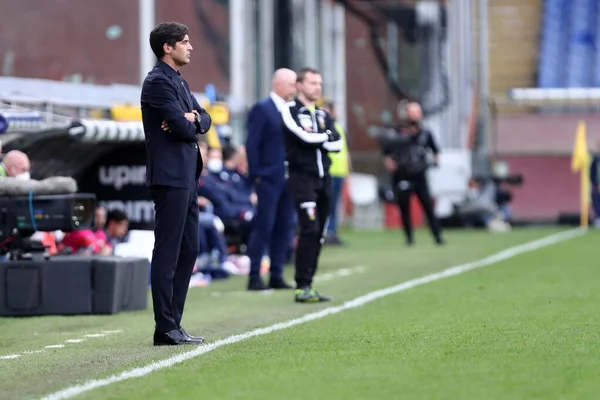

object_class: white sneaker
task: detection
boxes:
[488,218,510,232]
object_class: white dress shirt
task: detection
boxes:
[269,92,286,112]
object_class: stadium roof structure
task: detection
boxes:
[0,76,206,110]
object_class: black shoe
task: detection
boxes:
[269,278,293,290]
[406,237,414,246]
[153,329,200,346]
[179,327,205,344]
[324,234,345,246]
[247,278,271,291]
[435,237,445,246]
[294,288,332,303]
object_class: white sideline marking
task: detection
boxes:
[39,228,585,400]
[314,265,367,282]
[0,330,122,361]
[210,266,368,297]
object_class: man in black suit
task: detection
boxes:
[141,22,212,346]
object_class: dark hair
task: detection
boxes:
[297,67,321,83]
[106,209,128,227]
[221,146,237,162]
[149,22,189,59]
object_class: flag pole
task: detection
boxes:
[572,120,590,229]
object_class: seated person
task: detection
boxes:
[494,182,513,223]
[197,143,254,246]
[60,229,112,256]
[195,195,231,280]
[207,146,256,208]
[104,209,130,250]
[94,206,107,232]
[60,208,130,255]
[221,146,254,195]
[456,177,511,232]
[232,145,258,207]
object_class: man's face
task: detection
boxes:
[280,77,297,101]
[208,149,222,161]
[166,35,192,67]
[5,159,30,179]
[298,73,322,102]
[108,219,129,239]
[95,207,107,230]
[406,104,423,122]
[226,149,241,169]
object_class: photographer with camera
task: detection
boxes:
[381,102,444,246]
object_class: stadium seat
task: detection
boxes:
[566,0,596,87]
[539,0,600,88]
[537,0,569,88]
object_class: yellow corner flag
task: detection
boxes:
[571,120,590,228]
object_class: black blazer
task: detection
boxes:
[141,60,212,190]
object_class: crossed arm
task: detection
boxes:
[321,115,343,153]
[145,77,212,140]
[280,102,342,152]
[190,92,212,134]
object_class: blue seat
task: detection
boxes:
[538,0,600,88]
[538,0,571,88]
[566,0,597,87]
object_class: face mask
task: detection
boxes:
[207,159,223,173]
[15,171,30,180]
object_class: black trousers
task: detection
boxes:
[149,185,199,333]
[288,171,330,289]
[394,173,442,243]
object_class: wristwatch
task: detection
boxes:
[194,111,201,125]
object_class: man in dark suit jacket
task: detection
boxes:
[244,68,297,291]
[141,22,211,346]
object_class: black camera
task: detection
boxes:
[0,193,96,259]
[491,174,523,186]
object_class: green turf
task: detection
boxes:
[0,227,595,400]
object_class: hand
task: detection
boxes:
[249,192,258,206]
[326,129,340,142]
[161,121,171,132]
[197,196,210,207]
[185,112,196,123]
[98,245,113,256]
[384,156,397,172]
